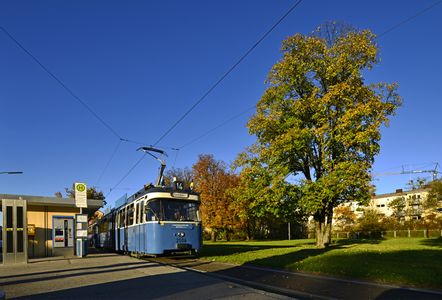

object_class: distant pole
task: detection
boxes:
[0,171,23,175]
[288,222,291,240]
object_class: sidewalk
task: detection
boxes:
[151,257,442,300]
[0,253,290,299]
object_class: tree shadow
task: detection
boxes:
[201,238,384,259]
[420,237,442,248]
[333,237,384,246]
[200,243,298,256]
[241,248,442,289]
[208,248,442,300]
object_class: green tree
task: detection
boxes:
[241,23,401,247]
[65,184,106,201]
[406,177,428,190]
[355,208,386,236]
[420,181,442,233]
[388,196,406,220]
[163,167,193,188]
[231,150,302,239]
[424,181,442,211]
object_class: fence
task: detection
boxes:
[308,229,442,239]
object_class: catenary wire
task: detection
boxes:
[173,1,442,165]
[0,26,122,140]
[179,105,255,150]
[106,153,147,197]
[152,0,304,146]
[106,2,303,197]
[378,0,442,38]
[96,139,123,186]
[104,0,441,200]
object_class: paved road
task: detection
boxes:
[0,253,290,300]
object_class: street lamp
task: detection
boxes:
[0,171,23,175]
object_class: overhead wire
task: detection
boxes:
[378,0,442,38]
[0,26,122,140]
[169,105,255,168]
[95,139,123,186]
[152,0,304,146]
[106,2,304,196]
[178,105,255,150]
[106,153,147,197]
[173,0,442,166]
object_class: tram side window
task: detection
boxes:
[140,201,145,223]
[121,209,126,227]
[128,204,134,225]
[136,203,140,224]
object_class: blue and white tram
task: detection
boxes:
[93,184,202,256]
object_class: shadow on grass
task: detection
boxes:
[243,247,442,289]
[420,237,442,248]
[201,238,384,258]
[200,243,296,256]
[333,238,384,246]
[210,248,442,299]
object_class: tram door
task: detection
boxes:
[1,199,27,265]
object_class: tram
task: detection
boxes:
[91,147,202,255]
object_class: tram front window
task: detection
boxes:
[146,199,200,222]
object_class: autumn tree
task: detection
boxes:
[333,205,356,231]
[241,23,401,247]
[192,154,239,241]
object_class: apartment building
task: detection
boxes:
[370,188,429,220]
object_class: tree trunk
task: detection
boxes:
[315,209,333,248]
[211,230,217,242]
[225,229,231,241]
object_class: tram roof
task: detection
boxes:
[116,185,199,208]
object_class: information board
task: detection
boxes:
[75,182,88,208]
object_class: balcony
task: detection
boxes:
[409,209,422,216]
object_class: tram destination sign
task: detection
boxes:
[75,182,88,208]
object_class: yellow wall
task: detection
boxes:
[27,205,80,258]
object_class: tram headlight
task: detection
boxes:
[176,232,185,237]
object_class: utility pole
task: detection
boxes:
[0,171,23,175]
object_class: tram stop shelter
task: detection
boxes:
[0,194,103,265]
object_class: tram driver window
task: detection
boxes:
[146,201,160,221]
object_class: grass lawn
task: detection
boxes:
[199,237,442,289]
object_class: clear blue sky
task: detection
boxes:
[1,0,441,209]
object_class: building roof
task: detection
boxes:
[372,188,429,200]
[0,194,103,215]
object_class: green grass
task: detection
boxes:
[199,238,442,289]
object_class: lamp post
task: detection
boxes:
[0,171,23,175]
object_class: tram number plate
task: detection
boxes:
[177,243,191,250]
